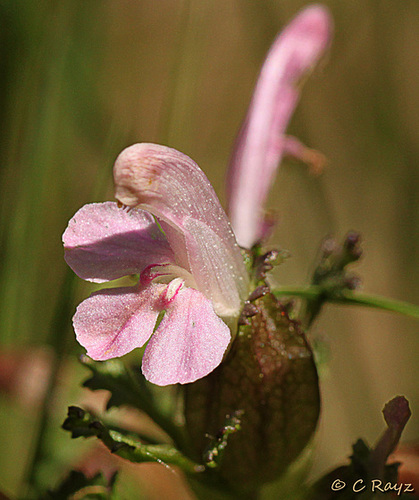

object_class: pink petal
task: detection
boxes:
[113,143,249,318]
[63,202,175,282]
[226,5,332,248]
[73,284,163,360]
[141,287,231,386]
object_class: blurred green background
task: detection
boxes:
[0,0,417,498]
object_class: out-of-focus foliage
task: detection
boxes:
[0,1,417,498]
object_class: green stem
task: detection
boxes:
[273,286,321,301]
[330,290,419,319]
[63,406,202,475]
[272,286,419,320]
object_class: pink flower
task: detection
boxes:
[63,144,248,386]
[227,5,332,248]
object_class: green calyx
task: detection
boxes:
[185,289,320,494]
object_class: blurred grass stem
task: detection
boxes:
[0,1,72,344]
[20,269,76,498]
[156,0,191,145]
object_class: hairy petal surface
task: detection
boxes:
[182,217,244,317]
[227,5,332,248]
[63,202,175,282]
[73,284,163,360]
[113,143,249,316]
[142,287,231,386]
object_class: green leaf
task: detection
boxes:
[81,356,154,412]
[45,470,116,500]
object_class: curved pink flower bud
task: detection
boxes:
[114,143,249,318]
[227,5,332,248]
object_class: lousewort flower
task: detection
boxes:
[62,3,332,493]
[63,143,249,386]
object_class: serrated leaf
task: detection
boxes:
[81,356,153,412]
[45,470,116,500]
[62,406,98,439]
[80,357,189,451]
[62,406,203,475]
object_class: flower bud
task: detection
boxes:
[184,290,320,492]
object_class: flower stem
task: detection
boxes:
[272,286,419,320]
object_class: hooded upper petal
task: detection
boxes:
[226,5,332,248]
[63,202,175,282]
[142,286,231,385]
[73,283,163,360]
[113,143,249,318]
